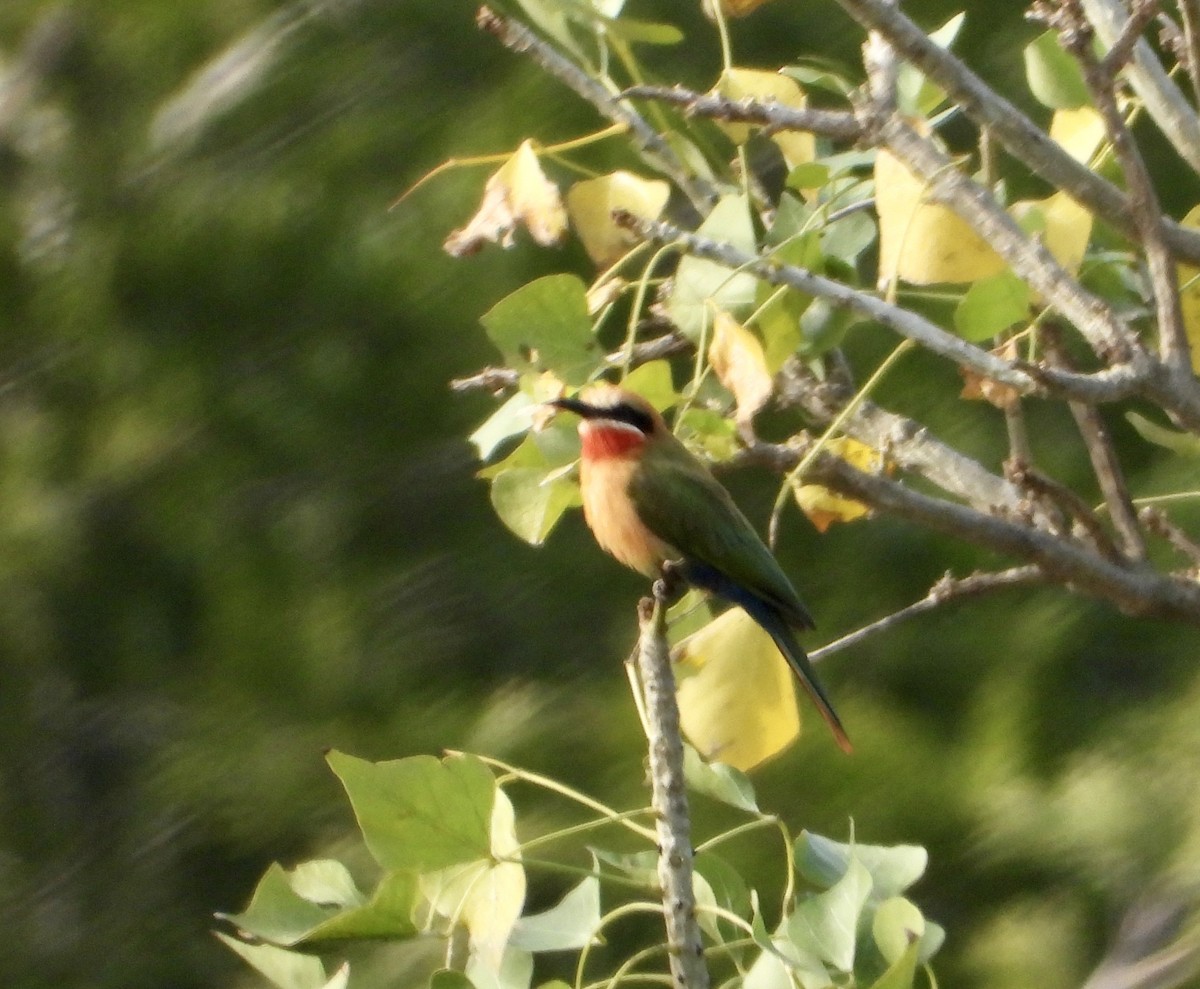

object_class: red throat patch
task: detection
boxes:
[580,421,647,460]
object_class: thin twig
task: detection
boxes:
[449,333,690,394]
[1140,506,1200,567]
[1043,327,1148,561]
[808,567,1047,662]
[1005,458,1125,562]
[620,84,864,141]
[636,579,709,989]
[476,7,717,213]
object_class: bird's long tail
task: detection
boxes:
[742,599,853,755]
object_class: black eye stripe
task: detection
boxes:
[608,403,655,434]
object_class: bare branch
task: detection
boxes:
[620,85,864,141]
[1060,1,1192,380]
[636,582,709,989]
[832,0,1200,264]
[1082,0,1200,174]
[809,567,1047,662]
[1178,0,1200,105]
[1140,506,1200,567]
[615,210,1151,405]
[806,450,1200,623]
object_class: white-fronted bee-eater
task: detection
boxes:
[549,384,851,753]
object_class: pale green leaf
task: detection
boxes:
[216,933,330,989]
[510,876,601,951]
[872,896,924,965]
[327,751,496,871]
[481,275,603,385]
[1024,29,1089,109]
[788,856,872,971]
[683,745,760,811]
[953,270,1030,341]
[622,359,678,411]
[866,939,920,989]
[796,831,928,900]
[665,195,758,340]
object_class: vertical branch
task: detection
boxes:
[636,579,709,989]
[1059,0,1191,379]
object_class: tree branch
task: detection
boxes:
[615,210,1152,404]
[806,450,1200,624]
[620,84,865,141]
[809,566,1048,663]
[831,0,1200,264]
[476,7,717,213]
[636,578,709,989]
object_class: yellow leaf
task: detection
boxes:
[444,140,566,256]
[566,171,670,267]
[674,608,801,771]
[418,791,526,971]
[794,436,884,532]
[713,68,815,167]
[1178,204,1200,374]
[708,310,773,425]
[875,147,1006,285]
[1049,105,1107,163]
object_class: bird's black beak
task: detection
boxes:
[547,397,596,418]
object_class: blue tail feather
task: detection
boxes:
[681,560,852,753]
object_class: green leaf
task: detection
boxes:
[218,863,341,945]
[510,876,601,951]
[622,359,679,411]
[601,16,683,45]
[481,275,603,386]
[865,938,920,989]
[872,896,924,965]
[216,933,332,989]
[799,296,857,356]
[796,831,928,900]
[471,393,537,463]
[676,407,738,460]
[682,745,759,812]
[694,851,752,945]
[896,13,963,116]
[665,194,758,340]
[821,210,876,265]
[306,871,419,941]
[747,915,831,989]
[1126,411,1200,456]
[430,969,476,989]
[218,861,418,946]
[466,944,533,989]
[953,270,1030,341]
[788,856,872,971]
[288,859,365,909]
[1024,30,1089,109]
[589,848,658,888]
[490,465,579,545]
[327,751,496,871]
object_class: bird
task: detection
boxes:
[548,384,851,753]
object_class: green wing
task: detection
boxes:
[628,454,814,629]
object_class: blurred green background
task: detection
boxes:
[4,1,1200,987]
